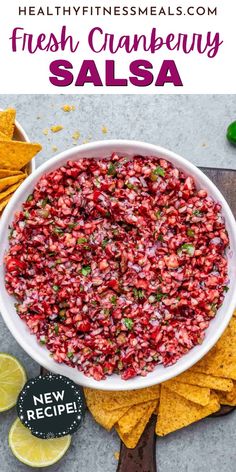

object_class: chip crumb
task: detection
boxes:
[52,146,58,153]
[102,126,108,134]
[114,452,120,461]
[50,125,64,133]
[62,104,75,112]
[72,131,80,141]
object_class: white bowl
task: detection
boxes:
[0,140,236,391]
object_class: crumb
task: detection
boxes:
[51,125,64,133]
[52,145,58,152]
[102,126,108,134]
[72,131,80,141]
[43,128,49,136]
[62,104,75,112]
[114,452,120,461]
[36,116,41,120]
[202,143,207,148]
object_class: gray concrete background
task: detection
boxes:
[0,94,236,472]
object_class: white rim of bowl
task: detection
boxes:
[0,139,236,390]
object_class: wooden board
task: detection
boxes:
[117,168,236,472]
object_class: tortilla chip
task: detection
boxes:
[0,169,24,178]
[0,109,16,138]
[0,174,26,192]
[115,400,156,448]
[216,382,236,406]
[164,380,210,406]
[156,386,220,436]
[174,371,233,392]
[86,398,129,431]
[0,181,23,201]
[84,385,160,411]
[192,316,236,380]
[117,400,158,435]
[0,131,10,141]
[0,141,42,170]
[0,194,12,212]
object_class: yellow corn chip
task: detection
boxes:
[0,194,12,212]
[164,380,210,406]
[0,130,10,141]
[0,108,16,138]
[0,181,23,201]
[86,402,129,431]
[156,386,220,436]
[216,382,236,406]
[174,370,233,392]
[192,316,236,379]
[0,140,42,170]
[84,385,160,411]
[0,169,24,178]
[115,400,156,448]
[117,400,158,435]
[0,174,26,192]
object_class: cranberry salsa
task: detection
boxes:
[5,155,229,381]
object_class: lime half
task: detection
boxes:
[9,418,71,467]
[0,353,27,412]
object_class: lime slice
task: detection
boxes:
[9,418,71,467]
[0,353,27,412]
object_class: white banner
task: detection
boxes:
[0,0,235,93]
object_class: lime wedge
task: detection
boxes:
[0,353,27,412]
[9,418,71,467]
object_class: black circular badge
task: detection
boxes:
[17,373,85,439]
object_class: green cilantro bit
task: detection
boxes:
[59,309,66,317]
[53,285,59,292]
[107,163,118,176]
[41,197,49,208]
[26,194,33,202]
[94,178,101,188]
[123,318,134,330]
[54,324,59,334]
[211,303,217,314]
[103,308,110,316]
[81,265,91,276]
[91,300,98,306]
[24,210,30,219]
[193,209,202,217]
[157,234,164,241]
[110,295,117,305]
[53,227,64,235]
[223,286,229,293]
[55,259,62,265]
[102,238,109,249]
[155,210,162,219]
[8,228,14,239]
[153,166,165,177]
[133,288,145,299]
[39,336,47,345]
[67,352,74,359]
[178,243,195,257]
[151,166,166,181]
[125,181,134,190]
[187,229,195,237]
[77,237,87,244]
[68,222,77,229]
[156,292,167,302]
